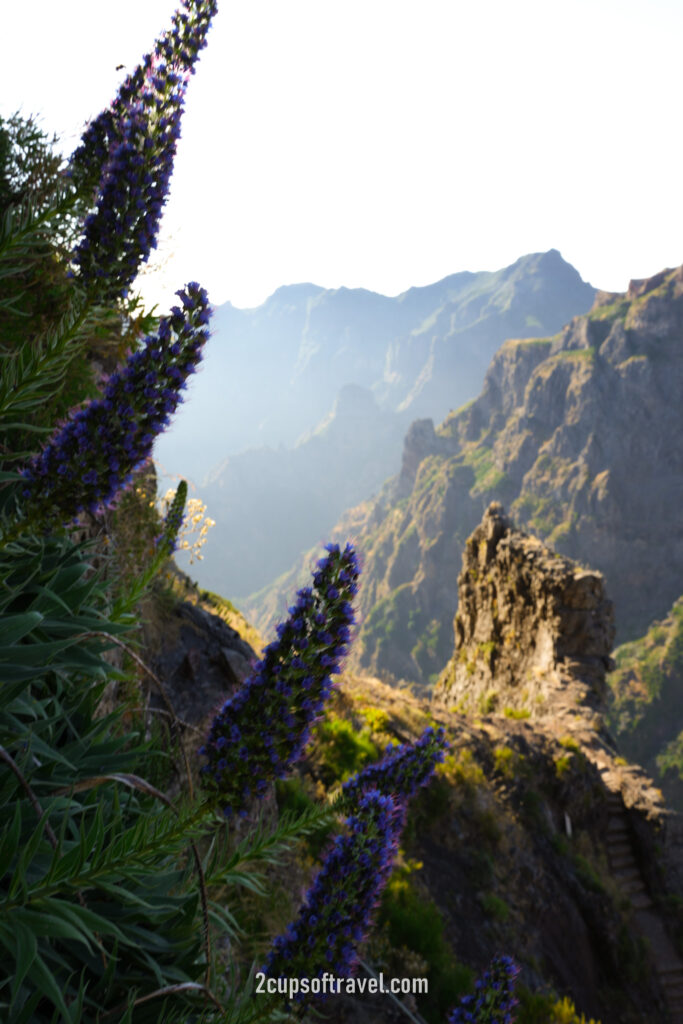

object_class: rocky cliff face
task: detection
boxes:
[434,503,615,728]
[607,594,683,812]
[252,264,683,688]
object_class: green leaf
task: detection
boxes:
[12,905,95,952]
[0,611,43,644]
[25,951,72,1020]
[9,920,37,1005]
[38,900,129,946]
[0,800,22,880]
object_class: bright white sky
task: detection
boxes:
[2,0,682,310]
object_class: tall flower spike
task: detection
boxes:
[342,726,448,809]
[156,479,188,557]
[199,542,360,817]
[21,283,210,522]
[69,0,219,299]
[447,955,521,1024]
[262,790,403,998]
[71,0,218,190]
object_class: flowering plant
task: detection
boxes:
[448,955,520,1023]
[199,542,359,816]
[20,282,210,521]
[263,790,404,994]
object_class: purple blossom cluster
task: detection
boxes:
[70,0,218,298]
[342,726,448,809]
[199,542,359,817]
[21,282,210,521]
[448,956,520,1024]
[262,790,402,993]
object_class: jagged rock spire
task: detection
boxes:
[434,502,615,726]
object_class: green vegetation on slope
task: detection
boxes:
[607,597,683,810]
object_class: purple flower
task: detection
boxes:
[199,543,359,817]
[262,790,403,998]
[21,283,210,521]
[448,956,520,1023]
[342,726,449,808]
[69,1,218,299]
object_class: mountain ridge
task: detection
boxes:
[246,263,683,693]
[153,249,595,486]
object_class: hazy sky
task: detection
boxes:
[2,0,682,310]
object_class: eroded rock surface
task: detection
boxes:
[434,502,614,730]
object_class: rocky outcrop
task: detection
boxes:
[147,599,256,729]
[434,502,615,727]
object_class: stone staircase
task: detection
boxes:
[596,761,683,1023]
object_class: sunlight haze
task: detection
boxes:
[4,0,682,309]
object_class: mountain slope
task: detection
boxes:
[607,595,683,812]
[248,265,683,688]
[195,384,409,597]
[154,250,595,484]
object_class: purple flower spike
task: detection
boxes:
[69,1,219,299]
[262,790,403,999]
[21,283,211,521]
[342,726,449,809]
[448,955,521,1023]
[199,542,360,816]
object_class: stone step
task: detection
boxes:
[607,839,630,854]
[623,879,647,897]
[628,891,652,910]
[610,854,637,872]
[607,851,633,868]
[613,866,642,884]
[606,840,632,857]
[659,964,683,979]
[606,820,629,834]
